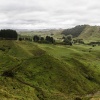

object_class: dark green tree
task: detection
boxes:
[40,37,44,41]
[63,35,72,45]
[33,35,39,42]
[0,29,18,40]
[45,36,55,43]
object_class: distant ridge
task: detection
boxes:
[62,25,88,37]
[78,25,100,41]
[62,25,100,41]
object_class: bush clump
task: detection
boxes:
[2,70,15,77]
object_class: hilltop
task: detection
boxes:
[78,25,100,41]
[62,25,100,42]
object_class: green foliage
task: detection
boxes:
[63,35,72,45]
[73,39,84,44]
[33,35,40,42]
[2,70,15,77]
[0,29,18,40]
[40,37,44,41]
[33,35,55,44]
[45,36,55,43]
[19,37,24,41]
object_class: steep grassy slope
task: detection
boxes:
[62,25,100,42]
[37,43,100,99]
[78,26,100,42]
[0,40,100,100]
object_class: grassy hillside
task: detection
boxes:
[62,25,100,42]
[0,40,100,100]
[19,29,63,38]
[78,26,100,42]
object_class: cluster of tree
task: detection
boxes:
[62,25,87,37]
[24,37,32,41]
[45,36,55,43]
[18,37,32,41]
[0,29,18,40]
[19,37,24,41]
[73,39,84,44]
[63,35,72,46]
[33,35,55,43]
[88,41,100,46]
[33,35,40,42]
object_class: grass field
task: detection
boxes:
[0,40,100,100]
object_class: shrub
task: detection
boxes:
[2,70,15,77]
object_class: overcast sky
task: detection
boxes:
[0,0,100,29]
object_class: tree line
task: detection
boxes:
[19,35,55,44]
[32,35,55,43]
[0,29,18,40]
[0,29,87,46]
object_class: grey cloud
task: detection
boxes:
[0,0,100,29]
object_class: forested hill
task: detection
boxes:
[62,25,88,37]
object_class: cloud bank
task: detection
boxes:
[0,0,100,29]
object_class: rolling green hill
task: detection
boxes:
[62,25,100,42]
[0,40,100,100]
[78,25,100,42]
